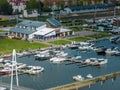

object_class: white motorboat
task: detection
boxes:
[0,67,12,75]
[79,44,94,51]
[17,63,27,69]
[50,57,66,63]
[73,75,84,81]
[79,46,89,51]
[56,51,68,57]
[75,56,82,60]
[97,58,108,65]
[27,66,44,75]
[84,58,98,64]
[86,74,93,79]
[105,47,120,55]
[35,54,50,60]
[84,58,108,66]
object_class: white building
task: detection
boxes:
[9,18,73,40]
[23,9,39,18]
[9,2,26,13]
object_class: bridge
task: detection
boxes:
[48,72,120,90]
[0,82,34,90]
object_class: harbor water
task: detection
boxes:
[0,39,120,90]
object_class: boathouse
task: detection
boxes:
[9,18,72,40]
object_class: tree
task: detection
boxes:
[26,0,43,12]
[0,0,13,15]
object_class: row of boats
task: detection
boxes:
[0,58,44,76]
[73,74,93,81]
[65,41,120,56]
[34,48,108,66]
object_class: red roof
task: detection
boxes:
[9,0,28,5]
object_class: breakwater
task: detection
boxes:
[48,72,120,90]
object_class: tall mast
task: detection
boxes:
[10,49,19,90]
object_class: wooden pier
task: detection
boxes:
[48,71,120,90]
[0,82,34,90]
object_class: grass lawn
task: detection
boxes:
[0,38,49,54]
[0,30,6,32]
[49,40,71,45]
[68,37,90,42]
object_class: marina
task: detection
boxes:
[0,0,120,90]
[0,39,120,90]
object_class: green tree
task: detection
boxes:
[0,0,13,15]
[26,0,43,12]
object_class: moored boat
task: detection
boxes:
[26,66,44,75]
[0,67,12,75]
[94,46,107,55]
[73,75,84,81]
[86,74,93,79]
[105,47,120,55]
[50,57,66,63]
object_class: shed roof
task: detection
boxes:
[9,28,35,34]
[18,20,46,28]
[47,18,61,27]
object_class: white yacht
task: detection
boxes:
[56,51,68,57]
[50,57,66,63]
[86,74,93,79]
[4,62,26,69]
[73,75,84,81]
[0,67,12,75]
[105,47,120,55]
[97,58,108,65]
[84,58,108,66]
[27,66,44,75]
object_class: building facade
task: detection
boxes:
[8,0,29,13]
[9,18,73,40]
[43,0,107,10]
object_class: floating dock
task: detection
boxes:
[48,72,120,90]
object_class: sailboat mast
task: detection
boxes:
[10,49,19,90]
